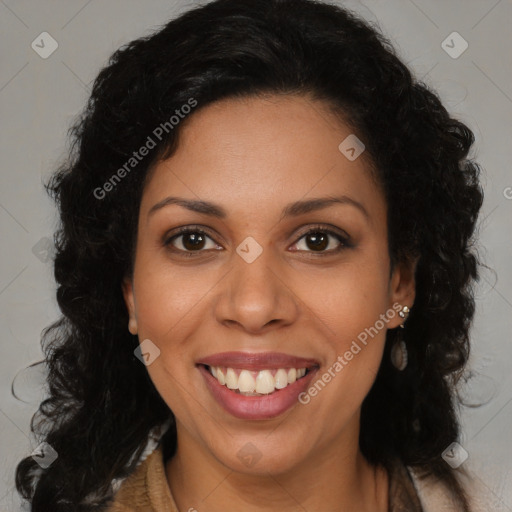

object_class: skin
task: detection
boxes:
[123,94,416,512]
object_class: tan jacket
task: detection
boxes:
[105,444,505,512]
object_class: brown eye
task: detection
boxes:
[180,232,207,251]
[303,232,329,251]
[291,227,350,254]
[165,229,220,253]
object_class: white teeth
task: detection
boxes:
[255,370,275,394]
[225,368,238,389]
[207,365,310,395]
[238,370,256,393]
[274,368,288,389]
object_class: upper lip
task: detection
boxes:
[197,351,320,370]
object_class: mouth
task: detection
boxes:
[200,364,312,396]
[196,352,320,420]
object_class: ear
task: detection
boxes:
[122,277,138,335]
[387,256,418,329]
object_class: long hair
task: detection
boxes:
[15,0,483,510]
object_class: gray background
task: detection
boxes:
[1,0,511,510]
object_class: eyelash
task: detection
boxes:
[163,224,352,258]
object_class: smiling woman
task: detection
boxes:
[14,0,490,511]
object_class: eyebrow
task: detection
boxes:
[147,195,369,220]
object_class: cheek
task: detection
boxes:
[295,255,392,412]
[296,255,392,338]
[133,252,212,338]
[130,253,217,400]
[131,261,210,413]
[295,264,392,430]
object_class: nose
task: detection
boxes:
[213,244,299,334]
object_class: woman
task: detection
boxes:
[15,0,493,510]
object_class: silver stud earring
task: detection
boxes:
[398,305,410,326]
[391,306,410,371]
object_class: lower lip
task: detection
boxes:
[198,364,319,420]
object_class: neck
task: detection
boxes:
[165,422,388,512]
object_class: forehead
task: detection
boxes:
[140,94,385,224]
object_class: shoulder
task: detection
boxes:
[407,462,509,512]
[104,446,178,512]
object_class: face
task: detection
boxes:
[123,94,415,475]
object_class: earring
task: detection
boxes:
[391,305,410,371]
[398,305,410,327]
[128,318,138,335]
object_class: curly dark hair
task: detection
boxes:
[15,0,483,510]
